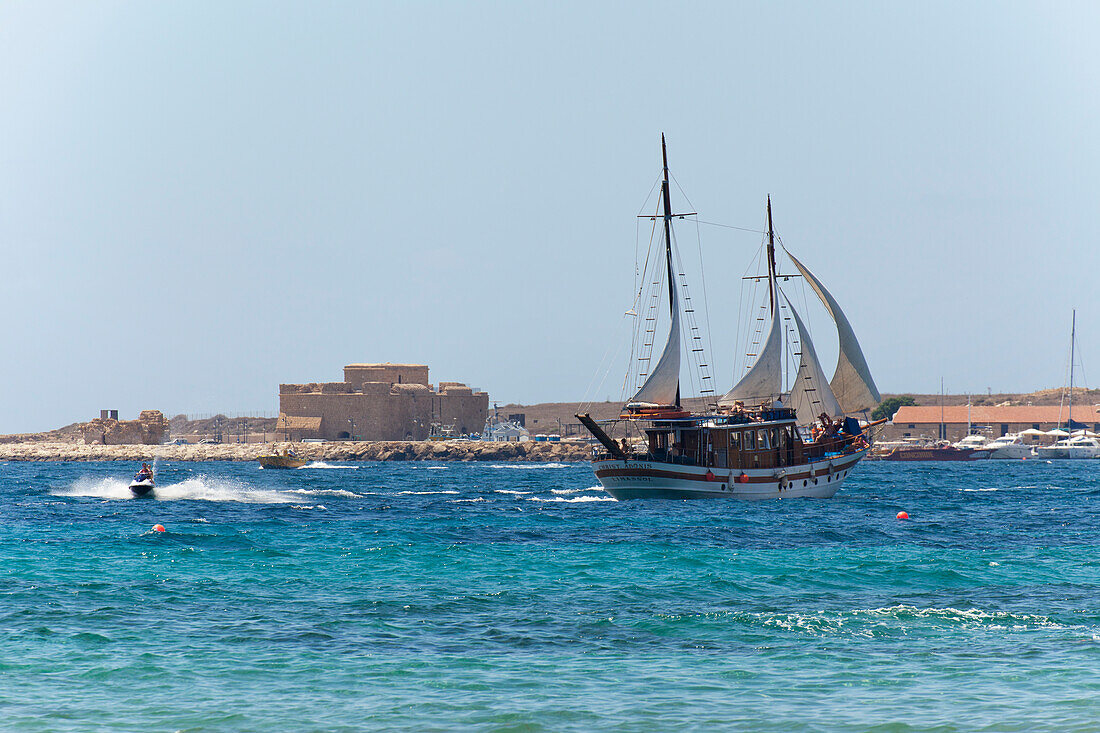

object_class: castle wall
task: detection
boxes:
[344,363,429,387]
[279,364,487,441]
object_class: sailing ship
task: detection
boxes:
[577,137,881,500]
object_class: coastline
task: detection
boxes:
[0,440,592,463]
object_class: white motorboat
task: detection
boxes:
[983,433,1034,459]
[1039,434,1100,460]
[952,434,993,458]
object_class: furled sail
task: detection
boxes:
[784,293,844,426]
[784,249,880,414]
[628,275,681,407]
[718,306,783,406]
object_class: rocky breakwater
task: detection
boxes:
[0,440,592,463]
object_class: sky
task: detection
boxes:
[2,1,1099,433]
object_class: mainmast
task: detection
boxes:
[766,195,778,314]
[765,195,781,391]
[660,134,680,408]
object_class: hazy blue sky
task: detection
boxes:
[2,1,1098,432]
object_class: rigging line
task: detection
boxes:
[635,173,663,217]
[697,219,766,234]
[693,211,718,398]
[580,321,629,412]
[669,228,698,400]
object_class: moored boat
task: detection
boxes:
[578,137,880,500]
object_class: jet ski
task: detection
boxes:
[129,477,155,497]
[129,465,156,497]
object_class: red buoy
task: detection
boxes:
[153,524,166,533]
[896,511,908,520]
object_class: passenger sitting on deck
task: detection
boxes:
[620,438,629,454]
[134,462,153,482]
[818,413,840,439]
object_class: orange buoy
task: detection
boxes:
[896,511,908,520]
[153,524,166,533]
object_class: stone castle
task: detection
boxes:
[279,363,488,441]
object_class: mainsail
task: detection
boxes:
[784,249,880,414]
[628,271,681,407]
[784,293,844,425]
[718,307,783,406]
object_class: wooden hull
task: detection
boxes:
[593,448,867,500]
[258,456,308,469]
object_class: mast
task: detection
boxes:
[766,197,782,393]
[1068,309,1076,431]
[766,196,778,314]
[940,377,945,441]
[660,134,680,408]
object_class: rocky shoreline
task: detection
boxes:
[0,440,593,463]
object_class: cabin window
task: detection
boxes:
[758,429,770,450]
[770,428,779,448]
[744,430,756,451]
[730,431,741,451]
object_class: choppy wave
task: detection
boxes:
[494,489,531,496]
[396,490,459,495]
[526,495,614,503]
[552,486,602,495]
[656,605,1090,638]
[298,462,358,470]
[488,463,571,470]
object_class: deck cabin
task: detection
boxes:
[593,407,864,471]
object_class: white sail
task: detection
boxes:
[784,249,880,414]
[718,306,783,406]
[784,293,844,426]
[628,277,681,407]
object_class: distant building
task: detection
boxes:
[883,405,1100,442]
[485,421,530,442]
[279,363,488,441]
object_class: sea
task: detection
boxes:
[2,458,1100,731]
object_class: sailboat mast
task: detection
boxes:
[766,196,778,314]
[660,134,680,408]
[765,196,781,391]
[1068,309,1076,430]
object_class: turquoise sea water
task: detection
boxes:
[2,459,1100,731]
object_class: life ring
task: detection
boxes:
[737,472,750,484]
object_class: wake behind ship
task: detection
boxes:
[578,136,882,500]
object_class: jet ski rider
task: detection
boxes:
[134,462,153,483]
